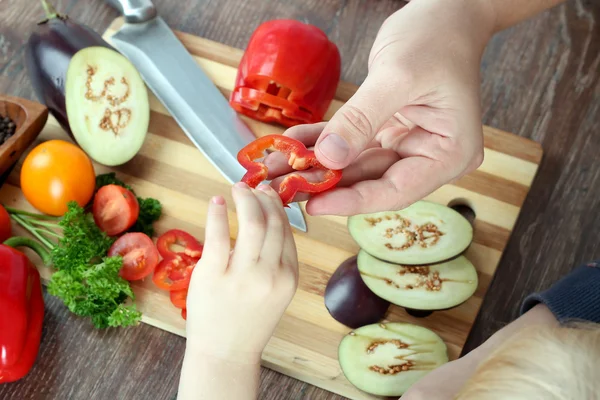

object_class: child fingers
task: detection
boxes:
[281,212,298,275]
[196,195,231,275]
[255,185,287,265]
[230,182,267,270]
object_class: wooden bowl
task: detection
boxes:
[0,95,48,177]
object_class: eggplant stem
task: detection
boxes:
[41,0,60,20]
[3,236,53,266]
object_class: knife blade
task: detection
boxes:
[104,0,307,232]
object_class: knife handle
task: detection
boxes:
[105,0,157,23]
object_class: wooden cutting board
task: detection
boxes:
[0,17,543,400]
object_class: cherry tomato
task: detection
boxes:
[170,288,188,309]
[152,254,197,291]
[0,204,11,242]
[20,140,96,216]
[108,232,159,281]
[93,185,139,236]
[156,229,203,259]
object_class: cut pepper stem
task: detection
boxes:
[3,236,53,266]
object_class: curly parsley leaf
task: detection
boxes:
[108,304,143,328]
[95,172,133,192]
[51,203,115,271]
[130,197,162,237]
[42,202,142,329]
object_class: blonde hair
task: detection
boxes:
[454,322,600,400]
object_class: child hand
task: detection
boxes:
[184,182,299,365]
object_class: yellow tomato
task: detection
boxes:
[20,140,96,216]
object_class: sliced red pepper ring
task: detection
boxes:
[229,19,341,128]
[152,254,197,291]
[156,229,203,260]
[170,288,188,309]
[237,134,342,205]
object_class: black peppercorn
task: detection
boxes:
[0,114,16,146]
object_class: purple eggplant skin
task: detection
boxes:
[324,256,391,329]
[25,0,113,135]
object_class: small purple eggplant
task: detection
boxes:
[324,256,390,328]
[25,0,112,133]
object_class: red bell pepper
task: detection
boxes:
[230,19,341,127]
[0,240,45,383]
[237,134,343,206]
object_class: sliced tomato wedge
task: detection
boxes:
[156,229,203,259]
[108,232,159,281]
[93,184,139,236]
[152,254,197,291]
[170,288,188,309]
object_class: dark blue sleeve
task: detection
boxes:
[520,260,600,324]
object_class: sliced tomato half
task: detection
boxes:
[152,254,197,291]
[93,184,139,236]
[108,232,159,281]
[156,229,203,259]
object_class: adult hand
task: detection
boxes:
[265,0,496,216]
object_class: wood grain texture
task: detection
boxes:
[0,0,597,399]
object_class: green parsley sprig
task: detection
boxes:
[5,202,142,329]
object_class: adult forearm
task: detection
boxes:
[486,0,568,32]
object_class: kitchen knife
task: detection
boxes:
[104,0,307,232]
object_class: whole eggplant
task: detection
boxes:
[324,256,390,328]
[25,0,112,134]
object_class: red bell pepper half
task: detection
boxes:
[230,19,341,127]
[237,134,343,206]
[0,242,45,383]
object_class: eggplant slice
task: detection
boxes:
[338,322,448,396]
[347,201,473,264]
[65,46,150,166]
[324,256,390,328]
[357,250,478,310]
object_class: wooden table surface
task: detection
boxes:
[1,1,599,399]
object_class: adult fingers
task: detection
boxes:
[305,156,457,216]
[398,104,484,172]
[314,71,409,170]
[264,123,325,178]
[230,182,267,270]
[194,195,231,275]
[268,147,400,203]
